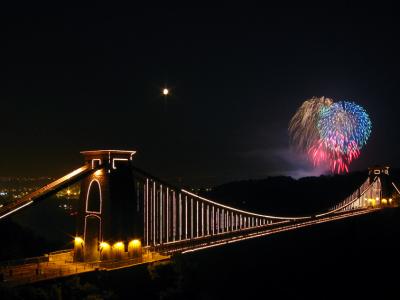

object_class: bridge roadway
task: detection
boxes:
[156,208,379,254]
[0,207,380,287]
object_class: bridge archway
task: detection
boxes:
[86,179,102,213]
[84,215,101,261]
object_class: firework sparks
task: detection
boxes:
[318,101,371,152]
[288,97,333,152]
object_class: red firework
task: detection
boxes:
[308,139,360,173]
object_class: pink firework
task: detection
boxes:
[308,139,360,173]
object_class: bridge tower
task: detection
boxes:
[368,166,389,182]
[74,150,143,262]
[368,165,392,207]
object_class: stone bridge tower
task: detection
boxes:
[74,150,143,261]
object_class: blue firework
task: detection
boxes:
[317,101,372,153]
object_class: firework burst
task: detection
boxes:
[288,96,333,152]
[317,101,371,152]
[289,97,371,173]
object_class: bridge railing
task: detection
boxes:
[130,165,312,250]
[0,255,49,268]
[316,176,381,217]
[131,165,379,251]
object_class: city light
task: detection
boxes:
[162,88,169,95]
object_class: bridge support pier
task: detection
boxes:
[74,150,143,262]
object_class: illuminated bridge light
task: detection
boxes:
[129,239,141,248]
[112,241,125,259]
[113,241,124,250]
[100,242,110,249]
[99,241,111,260]
[74,237,84,245]
[128,239,142,258]
[94,169,103,176]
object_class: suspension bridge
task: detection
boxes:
[0,150,397,286]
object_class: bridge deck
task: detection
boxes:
[0,208,380,287]
[156,208,380,254]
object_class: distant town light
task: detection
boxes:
[163,88,169,96]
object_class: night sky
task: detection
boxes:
[1,3,399,186]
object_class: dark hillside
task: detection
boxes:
[202,171,368,216]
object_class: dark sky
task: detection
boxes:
[1,2,399,186]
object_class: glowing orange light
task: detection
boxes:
[113,242,124,250]
[129,239,141,248]
[74,237,84,245]
[100,242,110,249]
[94,169,103,176]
